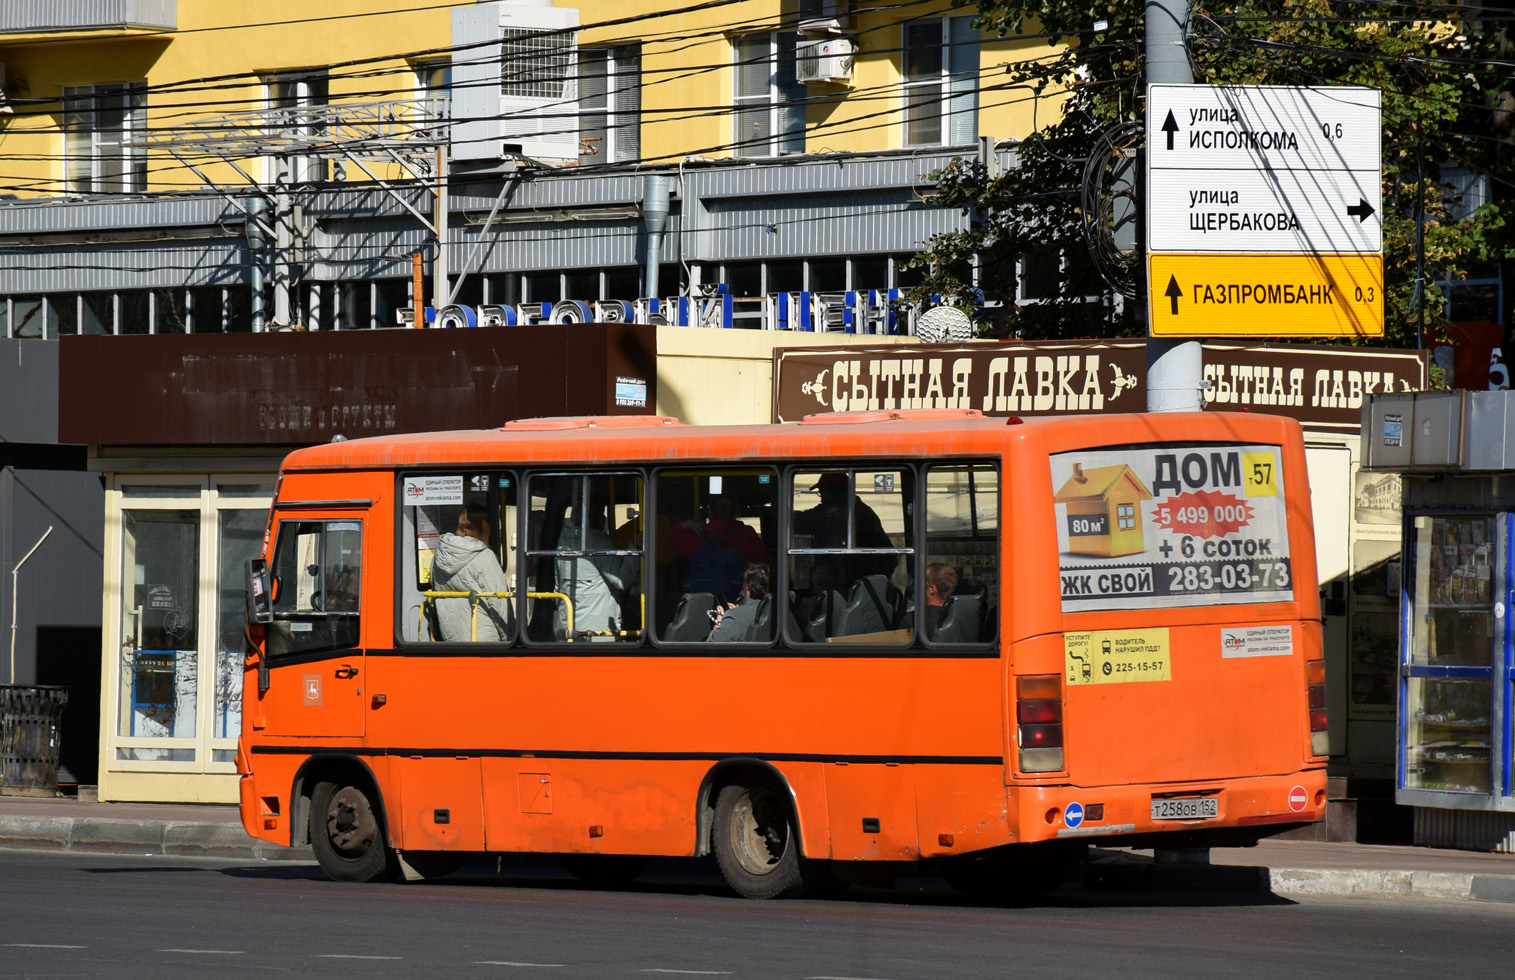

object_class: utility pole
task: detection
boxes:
[1144,0,1203,413]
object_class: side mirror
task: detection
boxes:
[246,558,273,624]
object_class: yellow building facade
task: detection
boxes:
[0,0,1066,196]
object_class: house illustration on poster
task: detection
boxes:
[1054,462,1153,557]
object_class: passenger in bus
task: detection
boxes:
[708,563,771,641]
[671,495,775,603]
[431,504,512,642]
[921,562,957,637]
[554,494,639,642]
[793,473,896,591]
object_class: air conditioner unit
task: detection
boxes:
[798,0,850,34]
[452,1,580,163]
[795,37,855,85]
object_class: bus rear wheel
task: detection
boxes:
[712,782,806,899]
[310,779,396,883]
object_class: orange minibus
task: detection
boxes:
[238,409,1326,898]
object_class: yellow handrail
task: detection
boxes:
[420,590,573,641]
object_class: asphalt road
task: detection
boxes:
[0,849,1508,980]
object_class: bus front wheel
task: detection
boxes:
[310,779,397,883]
[712,782,806,899]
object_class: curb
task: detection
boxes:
[1083,859,1515,905]
[0,814,309,861]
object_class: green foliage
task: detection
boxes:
[912,1,1513,347]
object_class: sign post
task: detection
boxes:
[1146,85,1383,338]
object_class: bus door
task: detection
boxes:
[259,513,368,739]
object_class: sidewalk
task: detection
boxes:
[1,792,1513,904]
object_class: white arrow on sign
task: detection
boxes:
[1149,84,1381,173]
[1149,167,1382,253]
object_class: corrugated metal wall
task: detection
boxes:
[0,150,972,293]
[0,0,175,33]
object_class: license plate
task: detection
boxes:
[1151,797,1219,820]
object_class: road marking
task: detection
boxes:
[159,948,245,955]
[474,962,567,969]
[5,944,87,949]
[808,976,908,980]
[640,972,734,976]
[314,954,403,960]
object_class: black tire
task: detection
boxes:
[310,779,397,883]
[559,853,651,886]
[939,842,1085,904]
[712,782,807,899]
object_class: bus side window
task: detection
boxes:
[525,472,644,644]
[406,471,518,645]
[267,519,362,657]
[922,464,998,645]
[653,468,779,643]
[787,469,913,645]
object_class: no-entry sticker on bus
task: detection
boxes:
[1051,444,1292,613]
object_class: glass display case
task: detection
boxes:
[1403,677,1492,794]
[1400,514,1508,805]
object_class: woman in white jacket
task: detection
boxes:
[431,504,512,642]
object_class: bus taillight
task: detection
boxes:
[1306,659,1328,757]
[1017,674,1064,773]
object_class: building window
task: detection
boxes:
[62,83,147,193]
[733,33,805,157]
[579,46,641,165]
[902,17,978,147]
[415,60,452,136]
[265,73,330,183]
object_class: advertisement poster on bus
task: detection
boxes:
[1050,444,1293,613]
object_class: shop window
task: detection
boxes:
[923,464,998,645]
[266,520,363,657]
[374,279,409,328]
[401,471,520,645]
[214,509,266,743]
[809,259,846,292]
[9,297,42,338]
[119,508,200,759]
[119,292,150,335]
[525,271,560,304]
[604,267,639,300]
[525,472,644,643]
[654,468,779,642]
[788,468,913,644]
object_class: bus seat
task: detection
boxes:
[743,594,775,642]
[664,592,717,642]
[805,590,842,642]
[931,593,982,643]
[840,574,899,636]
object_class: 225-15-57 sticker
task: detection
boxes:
[1051,444,1292,613]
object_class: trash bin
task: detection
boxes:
[0,685,69,798]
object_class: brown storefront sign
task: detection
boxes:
[773,341,1427,432]
[59,324,657,447]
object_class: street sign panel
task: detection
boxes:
[1148,253,1384,337]
[1148,85,1380,172]
[1145,84,1384,338]
[1148,168,1382,253]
